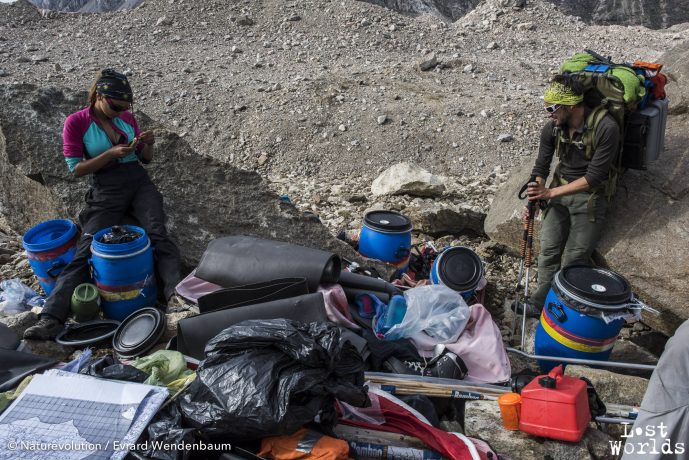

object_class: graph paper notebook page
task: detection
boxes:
[0,369,167,460]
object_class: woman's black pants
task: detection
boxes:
[42,163,182,322]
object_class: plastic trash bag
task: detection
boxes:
[179,319,370,441]
[98,225,141,244]
[60,348,93,373]
[0,279,45,316]
[134,404,196,460]
[79,355,149,383]
[133,350,193,390]
[385,284,470,342]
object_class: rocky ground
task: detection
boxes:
[1,0,687,457]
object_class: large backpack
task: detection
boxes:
[557,51,669,181]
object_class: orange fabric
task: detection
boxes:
[259,428,351,460]
[632,60,663,71]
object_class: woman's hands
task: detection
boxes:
[107,144,136,159]
[138,130,155,145]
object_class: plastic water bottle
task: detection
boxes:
[383,295,407,331]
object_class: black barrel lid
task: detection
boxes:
[55,320,120,347]
[112,308,166,358]
[436,247,484,293]
[363,210,413,233]
[555,265,631,306]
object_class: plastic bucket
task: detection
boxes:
[90,225,156,321]
[498,392,521,431]
[430,246,484,298]
[358,210,412,271]
[534,266,629,372]
[22,219,78,295]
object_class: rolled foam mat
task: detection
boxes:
[177,293,329,359]
[197,277,309,313]
[195,236,341,292]
[339,271,402,296]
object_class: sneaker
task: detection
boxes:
[23,315,65,341]
[510,300,542,318]
[430,352,468,380]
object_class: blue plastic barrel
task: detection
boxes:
[358,210,412,272]
[430,246,483,299]
[534,266,629,372]
[90,225,156,321]
[22,219,78,295]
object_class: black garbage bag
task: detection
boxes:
[98,225,142,244]
[80,355,149,383]
[134,404,197,460]
[179,319,370,441]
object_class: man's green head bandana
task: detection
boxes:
[543,81,583,106]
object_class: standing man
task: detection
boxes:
[516,75,620,317]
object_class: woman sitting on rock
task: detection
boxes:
[24,69,181,340]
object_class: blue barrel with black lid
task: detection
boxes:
[358,210,413,272]
[430,246,484,299]
[90,225,157,321]
[22,219,78,295]
[534,265,637,372]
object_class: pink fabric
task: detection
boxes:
[62,107,143,159]
[318,284,360,330]
[411,304,511,384]
[339,390,493,460]
[63,107,92,158]
[174,269,223,303]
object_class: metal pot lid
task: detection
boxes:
[112,308,166,358]
[363,210,413,233]
[554,265,632,309]
[55,320,120,347]
[436,247,484,293]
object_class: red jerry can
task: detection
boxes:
[519,365,591,442]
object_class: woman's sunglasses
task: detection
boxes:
[544,104,562,114]
[105,98,130,113]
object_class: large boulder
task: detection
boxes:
[463,400,618,459]
[663,41,689,115]
[484,115,689,337]
[0,84,361,268]
[371,162,445,198]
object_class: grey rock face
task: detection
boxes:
[544,0,689,29]
[409,204,486,236]
[28,0,143,13]
[0,85,361,269]
[359,0,481,21]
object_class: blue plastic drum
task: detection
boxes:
[90,225,157,321]
[534,265,631,372]
[358,210,413,272]
[22,219,78,295]
[430,246,484,299]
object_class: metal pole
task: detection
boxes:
[506,347,657,371]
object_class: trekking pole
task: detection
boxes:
[520,199,537,351]
[510,204,530,342]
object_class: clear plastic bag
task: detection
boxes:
[385,284,470,342]
[0,279,45,316]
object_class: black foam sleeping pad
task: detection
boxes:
[195,236,341,293]
[197,278,308,314]
[176,293,329,360]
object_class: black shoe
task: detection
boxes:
[23,315,65,341]
[511,300,542,318]
[430,352,468,380]
[382,351,468,381]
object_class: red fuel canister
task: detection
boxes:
[519,365,590,442]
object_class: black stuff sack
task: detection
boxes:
[179,319,370,441]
